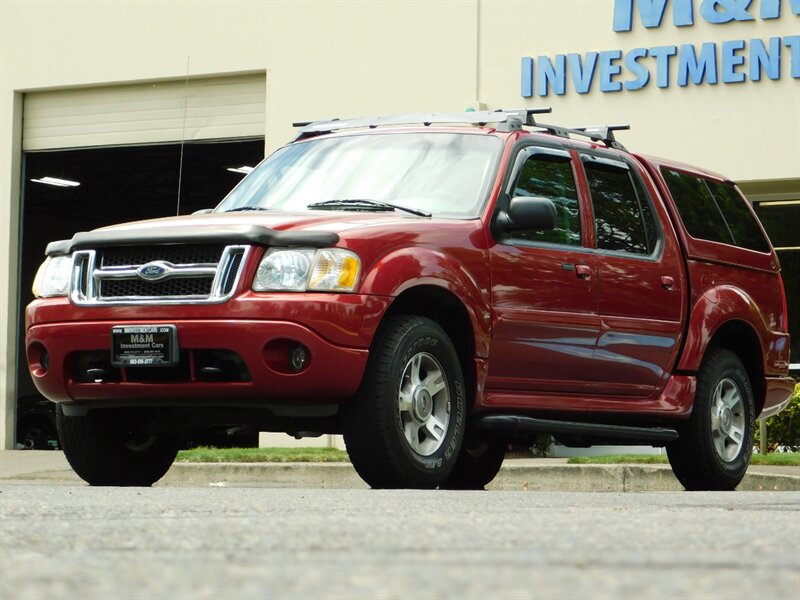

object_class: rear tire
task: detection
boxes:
[439,432,506,490]
[667,349,755,491]
[342,316,466,489]
[56,406,178,486]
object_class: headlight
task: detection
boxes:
[253,248,360,292]
[32,255,72,298]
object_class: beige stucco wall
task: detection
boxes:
[1,0,798,447]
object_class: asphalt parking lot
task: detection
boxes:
[1,484,798,600]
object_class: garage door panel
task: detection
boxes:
[23,74,266,151]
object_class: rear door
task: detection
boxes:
[580,152,686,396]
[487,144,601,396]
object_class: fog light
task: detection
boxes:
[289,346,308,372]
[28,343,49,377]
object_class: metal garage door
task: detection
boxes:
[22,72,266,151]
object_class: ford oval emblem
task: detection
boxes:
[136,261,171,281]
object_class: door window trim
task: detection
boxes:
[492,140,591,251]
[578,149,665,262]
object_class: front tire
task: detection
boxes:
[667,349,755,491]
[342,316,466,489]
[57,406,179,486]
[439,432,506,490]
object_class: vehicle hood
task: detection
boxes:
[91,210,429,235]
[45,210,481,256]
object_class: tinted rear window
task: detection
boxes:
[706,180,771,252]
[661,168,770,252]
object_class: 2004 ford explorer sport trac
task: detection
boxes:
[26,110,794,490]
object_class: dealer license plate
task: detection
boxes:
[111,325,179,367]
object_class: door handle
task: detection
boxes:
[575,264,592,279]
[660,275,675,290]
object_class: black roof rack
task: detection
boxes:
[290,108,552,141]
[542,123,630,151]
[489,110,629,150]
[291,109,630,151]
[530,121,630,151]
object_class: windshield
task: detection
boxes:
[215,132,502,217]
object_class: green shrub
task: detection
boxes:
[755,383,800,452]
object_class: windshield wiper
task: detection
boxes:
[224,206,270,213]
[307,199,431,218]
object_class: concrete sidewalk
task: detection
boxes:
[2,450,798,491]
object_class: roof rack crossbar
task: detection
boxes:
[529,120,630,151]
[290,109,552,140]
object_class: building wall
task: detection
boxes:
[1,0,798,447]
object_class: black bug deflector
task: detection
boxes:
[46,224,340,256]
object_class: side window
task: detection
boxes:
[703,180,770,252]
[510,150,581,246]
[661,169,732,244]
[662,168,770,252]
[584,156,658,255]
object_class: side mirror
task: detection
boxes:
[496,196,556,232]
[192,208,215,215]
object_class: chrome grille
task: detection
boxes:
[70,244,251,305]
[101,244,225,267]
[100,277,215,298]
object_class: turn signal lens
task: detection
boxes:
[309,250,360,292]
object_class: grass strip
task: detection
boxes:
[176,446,350,463]
[566,453,799,466]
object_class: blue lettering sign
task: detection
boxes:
[624,48,651,89]
[613,0,694,32]
[599,50,624,91]
[699,0,755,24]
[678,42,719,85]
[567,52,599,93]
[650,45,678,86]
[537,54,567,96]
[749,37,782,80]
[521,56,534,97]
[721,39,747,82]
[521,1,797,96]
[613,0,797,29]
[785,35,800,77]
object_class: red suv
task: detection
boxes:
[26,110,794,490]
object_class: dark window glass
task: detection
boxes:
[661,168,731,244]
[585,161,657,255]
[511,154,581,246]
[662,168,770,252]
[707,181,770,252]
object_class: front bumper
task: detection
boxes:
[25,293,389,407]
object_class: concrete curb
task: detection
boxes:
[6,461,798,492]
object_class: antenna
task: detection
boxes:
[176,56,190,216]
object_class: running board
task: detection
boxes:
[472,415,679,443]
